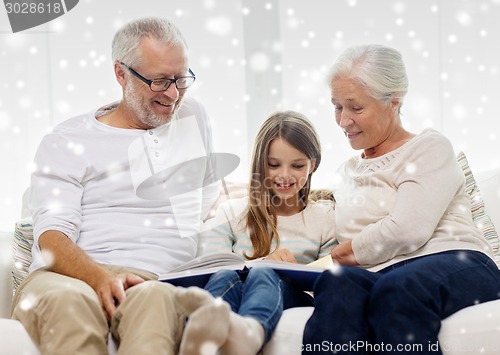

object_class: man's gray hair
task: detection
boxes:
[112,17,188,67]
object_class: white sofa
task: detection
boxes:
[1,153,499,354]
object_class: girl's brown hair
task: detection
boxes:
[245,111,321,259]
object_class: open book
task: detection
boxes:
[159,253,335,291]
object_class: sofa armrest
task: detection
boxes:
[0,319,39,354]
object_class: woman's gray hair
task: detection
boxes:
[112,17,188,67]
[328,44,408,109]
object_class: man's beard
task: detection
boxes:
[124,83,183,128]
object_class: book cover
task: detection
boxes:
[159,253,334,290]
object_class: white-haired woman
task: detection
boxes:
[302,44,500,355]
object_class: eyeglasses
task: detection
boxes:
[120,62,196,91]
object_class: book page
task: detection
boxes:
[307,254,335,269]
[166,252,245,273]
[247,258,326,272]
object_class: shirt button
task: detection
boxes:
[155,152,160,157]
[154,139,158,143]
[148,130,153,135]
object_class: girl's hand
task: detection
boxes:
[265,249,297,263]
[330,241,359,266]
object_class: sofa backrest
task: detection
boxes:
[476,168,500,233]
[457,152,500,267]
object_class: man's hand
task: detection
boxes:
[265,248,297,263]
[330,241,359,266]
[39,230,146,320]
[93,271,145,320]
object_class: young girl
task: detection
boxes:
[175,111,337,355]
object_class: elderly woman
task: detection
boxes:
[302,44,500,354]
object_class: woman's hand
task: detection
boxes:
[265,248,298,263]
[330,241,359,266]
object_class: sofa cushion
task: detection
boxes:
[457,151,500,268]
[476,167,500,234]
[263,307,314,354]
[12,218,33,292]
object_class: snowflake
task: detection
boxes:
[328,263,343,276]
[165,217,175,227]
[405,163,416,174]
[19,293,37,311]
[199,341,218,355]
[456,11,472,26]
[41,249,55,268]
[249,52,270,72]
[205,16,232,36]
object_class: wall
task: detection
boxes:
[0,0,499,231]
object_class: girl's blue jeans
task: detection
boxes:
[205,266,313,343]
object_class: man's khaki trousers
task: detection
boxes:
[11,265,185,355]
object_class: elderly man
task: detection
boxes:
[11,17,226,354]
